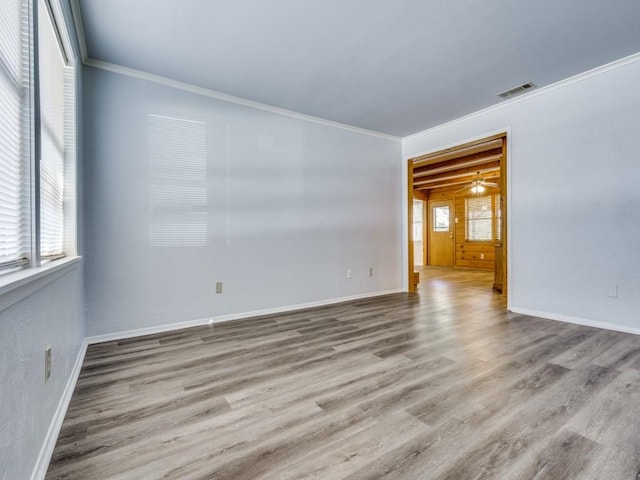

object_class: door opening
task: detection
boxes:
[407,133,508,304]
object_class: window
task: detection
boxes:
[495,193,502,241]
[465,194,501,242]
[39,0,75,259]
[0,0,76,275]
[433,206,450,232]
[412,200,423,241]
[0,0,29,269]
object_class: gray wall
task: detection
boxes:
[0,265,84,480]
[404,56,640,332]
[0,2,86,478]
[83,66,403,336]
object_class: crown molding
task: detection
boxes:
[404,50,640,142]
[83,58,400,141]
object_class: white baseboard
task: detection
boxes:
[510,306,640,337]
[30,339,88,480]
[86,289,404,345]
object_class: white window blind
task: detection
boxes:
[466,196,493,241]
[39,0,68,258]
[0,0,29,268]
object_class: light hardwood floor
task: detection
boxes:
[47,267,640,479]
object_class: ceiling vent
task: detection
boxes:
[497,82,536,99]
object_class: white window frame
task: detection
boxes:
[465,194,500,242]
[0,0,79,303]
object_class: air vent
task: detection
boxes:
[497,82,536,99]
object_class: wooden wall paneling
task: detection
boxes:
[457,251,496,261]
[456,259,495,269]
[456,244,495,253]
[455,192,496,271]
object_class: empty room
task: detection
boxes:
[2,0,640,479]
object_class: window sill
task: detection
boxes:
[0,256,82,314]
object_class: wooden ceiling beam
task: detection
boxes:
[412,138,503,168]
[414,173,500,191]
[412,190,428,202]
[413,162,500,186]
[413,152,502,178]
[414,171,500,188]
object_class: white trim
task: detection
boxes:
[67,0,87,62]
[86,289,404,344]
[400,153,408,292]
[504,126,513,312]
[30,339,88,480]
[403,51,640,141]
[83,58,401,142]
[510,306,640,337]
[403,127,510,163]
[0,256,82,313]
[45,0,76,66]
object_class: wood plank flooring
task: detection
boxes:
[46,267,640,479]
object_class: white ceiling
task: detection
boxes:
[76,0,640,137]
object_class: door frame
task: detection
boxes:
[407,160,416,292]
[406,132,509,303]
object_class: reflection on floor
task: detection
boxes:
[416,265,506,309]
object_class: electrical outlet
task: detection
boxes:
[480,253,484,259]
[368,267,374,277]
[215,282,223,294]
[608,284,618,298]
[346,269,352,279]
[45,346,51,381]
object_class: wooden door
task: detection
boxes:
[428,200,454,266]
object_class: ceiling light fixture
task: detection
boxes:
[455,171,499,196]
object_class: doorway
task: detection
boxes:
[406,132,508,303]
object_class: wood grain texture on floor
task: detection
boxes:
[46,267,640,479]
